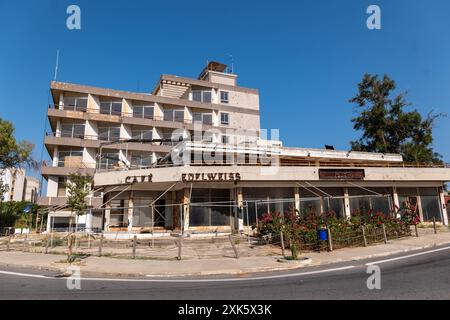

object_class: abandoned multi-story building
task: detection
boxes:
[39,61,450,236]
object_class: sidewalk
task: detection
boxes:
[0,228,449,278]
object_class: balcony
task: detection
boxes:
[48,105,220,130]
[44,131,173,153]
[41,160,96,178]
[44,132,99,150]
[38,196,102,208]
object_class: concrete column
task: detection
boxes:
[104,204,111,231]
[85,120,98,140]
[85,210,93,233]
[87,94,100,112]
[52,147,59,167]
[56,119,61,137]
[416,188,424,222]
[127,192,134,232]
[212,110,219,127]
[344,187,351,218]
[183,188,190,233]
[154,103,164,120]
[171,191,180,230]
[123,99,132,116]
[392,187,400,211]
[46,214,53,233]
[59,93,64,109]
[237,187,244,232]
[294,187,300,214]
[438,187,449,226]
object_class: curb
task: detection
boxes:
[0,255,309,279]
[1,238,450,279]
[308,240,450,268]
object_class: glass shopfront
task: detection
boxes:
[348,187,393,216]
[397,187,442,222]
[189,189,232,227]
[321,188,345,218]
[243,187,295,224]
[419,188,442,222]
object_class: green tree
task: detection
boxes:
[349,74,443,164]
[0,118,36,170]
[65,172,92,261]
[66,172,93,228]
[0,201,37,229]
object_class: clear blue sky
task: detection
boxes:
[1,0,449,178]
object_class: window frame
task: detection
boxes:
[98,153,120,170]
[57,149,83,168]
[220,112,230,126]
[164,109,185,123]
[60,123,85,139]
[98,126,121,142]
[221,135,230,144]
[57,177,67,197]
[133,104,154,119]
[64,97,88,112]
[100,101,122,116]
[220,91,229,104]
[193,112,213,125]
[131,154,153,169]
[192,90,212,103]
[131,129,153,141]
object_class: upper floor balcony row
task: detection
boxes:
[50,80,260,113]
[48,103,232,129]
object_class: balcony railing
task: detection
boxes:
[46,131,173,145]
[49,105,218,126]
[46,131,97,140]
[42,160,97,170]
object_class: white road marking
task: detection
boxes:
[365,246,450,266]
[3,246,448,283]
[0,266,356,283]
[0,270,53,279]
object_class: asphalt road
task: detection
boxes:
[0,246,449,300]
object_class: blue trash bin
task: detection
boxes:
[318,229,328,241]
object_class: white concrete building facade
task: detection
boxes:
[39,62,450,235]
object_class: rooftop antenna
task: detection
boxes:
[53,49,60,81]
[227,54,234,73]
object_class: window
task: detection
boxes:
[100,101,122,116]
[131,130,152,141]
[203,132,214,143]
[98,127,121,142]
[57,177,66,197]
[192,91,202,102]
[98,153,120,170]
[58,149,83,168]
[60,123,85,139]
[220,91,229,104]
[192,90,212,103]
[64,97,87,112]
[220,112,229,125]
[163,109,185,122]
[133,104,154,119]
[222,135,230,144]
[131,154,152,169]
[193,112,213,125]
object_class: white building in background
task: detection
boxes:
[1,168,40,203]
